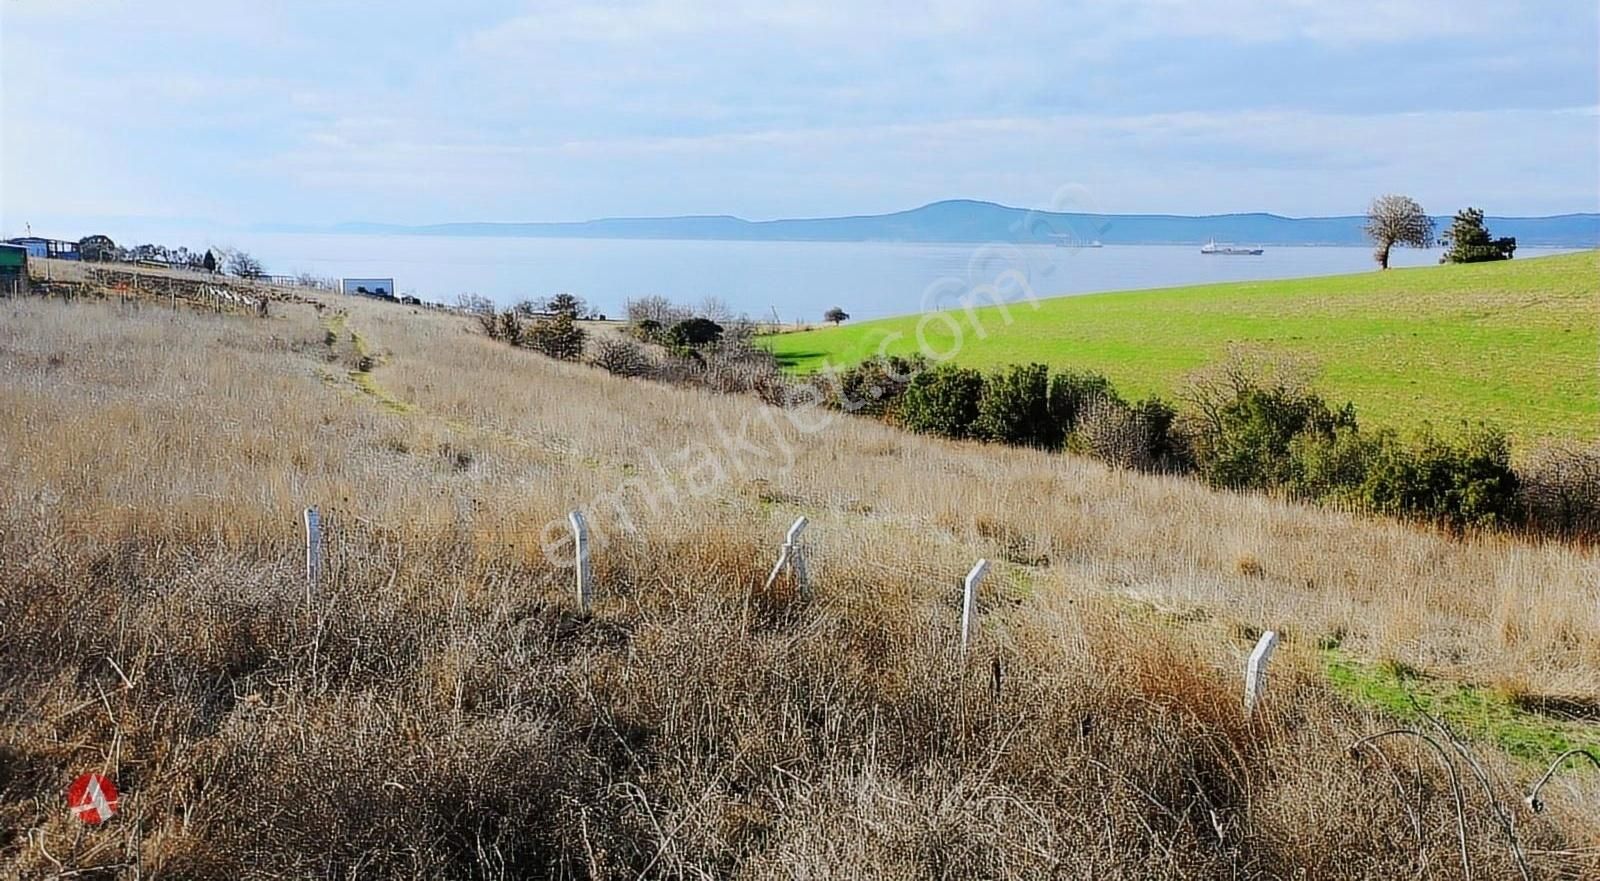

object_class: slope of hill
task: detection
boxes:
[2,288,1596,876]
[329,199,1600,246]
[766,250,1600,442]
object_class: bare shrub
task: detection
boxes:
[1077,395,1147,469]
[589,336,652,377]
[702,339,789,404]
[1518,441,1600,538]
[625,294,691,326]
[456,293,495,315]
[652,351,706,385]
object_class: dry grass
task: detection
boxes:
[2,293,1598,878]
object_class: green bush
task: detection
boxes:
[497,310,524,346]
[526,313,587,361]
[667,317,723,349]
[976,363,1056,447]
[898,365,985,439]
[631,318,664,344]
[1129,396,1190,472]
[831,355,926,418]
[1287,425,1374,501]
[1048,369,1120,435]
[1357,424,1519,530]
[1197,385,1356,491]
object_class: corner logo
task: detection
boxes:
[67,772,119,824]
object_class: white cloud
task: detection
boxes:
[239,105,1598,221]
[1,0,1593,227]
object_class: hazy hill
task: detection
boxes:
[330,199,1600,247]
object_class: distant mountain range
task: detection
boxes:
[323,199,1600,248]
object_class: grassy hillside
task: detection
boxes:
[767,251,1599,442]
[4,289,1598,877]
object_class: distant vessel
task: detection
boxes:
[1200,239,1263,255]
[1049,234,1103,248]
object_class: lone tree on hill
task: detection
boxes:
[1439,207,1516,264]
[1364,195,1434,270]
[824,306,849,325]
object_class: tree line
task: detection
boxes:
[74,234,281,280]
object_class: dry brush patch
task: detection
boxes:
[1,295,1597,878]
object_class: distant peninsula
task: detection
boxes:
[315,199,1600,248]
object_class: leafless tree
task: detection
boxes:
[589,337,653,377]
[1364,194,1434,269]
[698,296,734,322]
[456,293,495,314]
[626,295,691,326]
[227,250,266,279]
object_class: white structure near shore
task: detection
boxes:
[340,277,396,298]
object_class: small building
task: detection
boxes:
[0,244,29,294]
[3,237,80,260]
[339,277,397,300]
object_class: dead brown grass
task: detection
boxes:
[2,294,1597,878]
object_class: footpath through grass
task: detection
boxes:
[765,251,1599,442]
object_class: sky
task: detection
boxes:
[2,0,1597,237]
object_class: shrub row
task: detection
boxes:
[478,308,589,360]
[481,303,1593,541]
[825,358,1190,475]
[821,356,1589,537]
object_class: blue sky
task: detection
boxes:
[2,0,1596,235]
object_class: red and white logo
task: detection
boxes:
[67,772,118,824]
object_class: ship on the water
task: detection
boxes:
[1200,239,1264,255]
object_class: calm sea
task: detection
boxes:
[159,233,1574,322]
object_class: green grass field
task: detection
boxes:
[766,251,1599,442]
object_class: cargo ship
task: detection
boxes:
[1200,239,1264,255]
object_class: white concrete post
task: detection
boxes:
[569,510,592,612]
[303,506,322,596]
[785,516,809,588]
[763,516,810,593]
[961,559,989,655]
[1244,630,1279,714]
